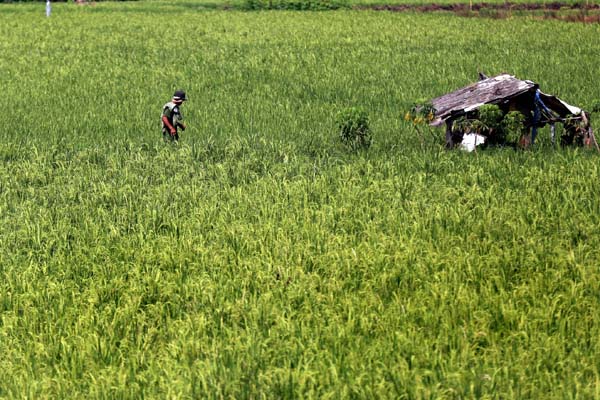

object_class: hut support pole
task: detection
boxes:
[590,129,600,153]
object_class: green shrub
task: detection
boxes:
[405,101,435,124]
[501,111,526,143]
[450,104,523,147]
[451,104,504,138]
[477,104,504,131]
[336,107,371,150]
[243,0,347,11]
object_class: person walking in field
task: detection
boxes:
[162,90,187,142]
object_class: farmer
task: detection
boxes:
[161,90,187,142]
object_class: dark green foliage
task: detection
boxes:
[477,104,504,129]
[502,111,526,143]
[406,101,436,124]
[451,105,504,137]
[336,107,371,150]
[452,105,527,145]
[244,0,347,11]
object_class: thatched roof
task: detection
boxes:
[430,74,536,126]
[429,73,585,127]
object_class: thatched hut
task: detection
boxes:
[429,74,595,150]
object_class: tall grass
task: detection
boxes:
[1,3,600,398]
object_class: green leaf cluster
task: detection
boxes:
[244,0,348,10]
[501,111,526,143]
[336,107,371,150]
[452,105,527,145]
[405,101,436,125]
[478,104,504,129]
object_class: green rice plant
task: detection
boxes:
[336,107,372,150]
[1,3,600,399]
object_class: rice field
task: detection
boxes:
[1,2,600,398]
